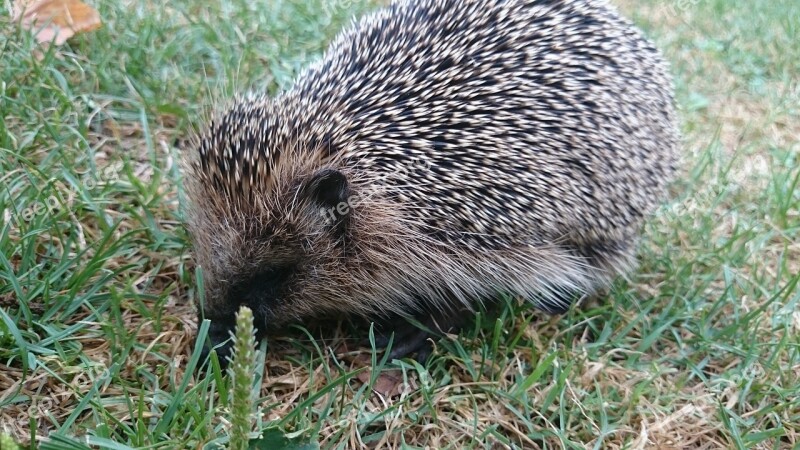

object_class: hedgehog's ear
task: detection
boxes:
[306,169,349,207]
[305,169,351,226]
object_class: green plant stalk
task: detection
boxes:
[229,306,257,450]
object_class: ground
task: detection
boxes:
[0,0,798,448]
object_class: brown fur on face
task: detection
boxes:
[185,154,357,330]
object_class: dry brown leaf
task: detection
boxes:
[341,348,415,398]
[357,369,411,398]
[13,0,102,46]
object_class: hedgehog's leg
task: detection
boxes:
[383,325,434,363]
[365,315,434,363]
[367,305,468,363]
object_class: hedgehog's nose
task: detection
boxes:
[197,321,234,369]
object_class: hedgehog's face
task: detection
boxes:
[193,168,354,363]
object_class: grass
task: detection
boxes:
[0,0,798,448]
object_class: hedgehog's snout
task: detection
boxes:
[197,315,235,367]
[196,280,277,368]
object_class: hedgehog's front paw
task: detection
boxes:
[363,312,458,363]
[372,323,434,363]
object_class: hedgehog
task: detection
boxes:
[185,0,679,363]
